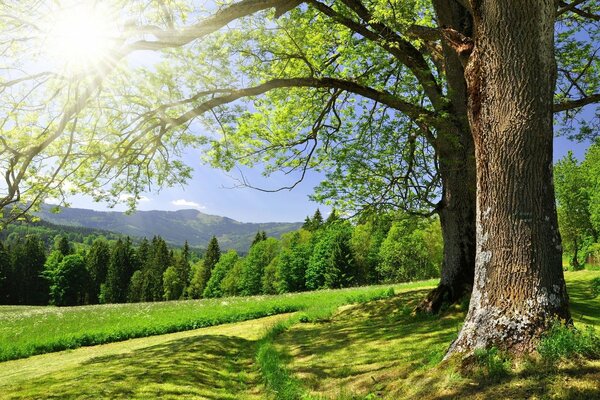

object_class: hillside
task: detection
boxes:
[36,205,302,252]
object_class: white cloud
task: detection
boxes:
[118,194,151,203]
[172,199,206,209]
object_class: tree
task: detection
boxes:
[193,236,221,297]
[306,222,356,290]
[377,217,440,283]
[172,241,192,299]
[47,254,89,306]
[582,141,600,237]
[239,237,280,295]
[251,231,268,246]
[2,0,597,353]
[53,235,72,256]
[102,237,137,303]
[163,266,184,301]
[554,152,594,269]
[203,250,240,298]
[85,238,111,304]
[275,230,313,292]
[447,1,573,356]
[10,235,48,305]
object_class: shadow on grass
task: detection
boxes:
[277,282,600,400]
[275,289,464,396]
[565,273,600,326]
[4,334,263,400]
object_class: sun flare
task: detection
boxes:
[45,2,120,73]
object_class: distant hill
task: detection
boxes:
[36,205,302,252]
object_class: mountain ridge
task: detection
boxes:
[36,205,303,252]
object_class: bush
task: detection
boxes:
[538,322,600,362]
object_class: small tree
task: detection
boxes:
[555,152,594,269]
[163,266,184,301]
[48,254,89,306]
[239,237,280,295]
[203,250,239,298]
[193,236,221,296]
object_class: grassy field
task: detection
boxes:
[0,280,436,362]
[1,272,598,399]
[272,270,600,399]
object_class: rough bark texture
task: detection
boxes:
[417,0,476,314]
[447,0,571,356]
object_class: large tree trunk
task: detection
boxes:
[418,0,476,314]
[447,0,571,356]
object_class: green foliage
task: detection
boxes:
[306,221,356,290]
[555,151,595,269]
[377,216,441,283]
[203,250,239,298]
[538,322,600,362]
[9,235,48,305]
[85,238,110,304]
[196,236,221,297]
[103,237,137,303]
[162,266,184,301]
[239,237,280,296]
[274,230,312,293]
[0,241,11,304]
[47,254,89,306]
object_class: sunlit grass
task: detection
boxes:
[0,280,437,362]
[271,271,600,399]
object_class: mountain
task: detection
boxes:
[36,205,302,252]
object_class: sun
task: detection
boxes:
[45,2,120,73]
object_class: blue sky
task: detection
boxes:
[67,134,592,223]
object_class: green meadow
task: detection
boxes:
[0,272,598,399]
[0,280,436,362]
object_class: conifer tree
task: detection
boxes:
[85,238,111,304]
[102,237,136,303]
[197,236,221,296]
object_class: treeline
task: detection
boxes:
[555,141,600,270]
[0,210,442,306]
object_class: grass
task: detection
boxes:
[270,270,600,399]
[0,314,290,399]
[3,273,598,399]
[0,279,437,362]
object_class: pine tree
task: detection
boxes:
[102,237,136,303]
[11,235,48,305]
[197,236,221,296]
[54,235,72,256]
[85,238,111,304]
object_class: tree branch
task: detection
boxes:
[553,93,600,112]
[166,77,438,129]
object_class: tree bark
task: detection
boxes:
[447,0,571,356]
[418,0,476,314]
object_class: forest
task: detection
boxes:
[0,208,442,306]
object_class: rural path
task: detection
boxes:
[0,313,292,399]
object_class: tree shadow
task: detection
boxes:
[275,289,464,395]
[4,334,264,399]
